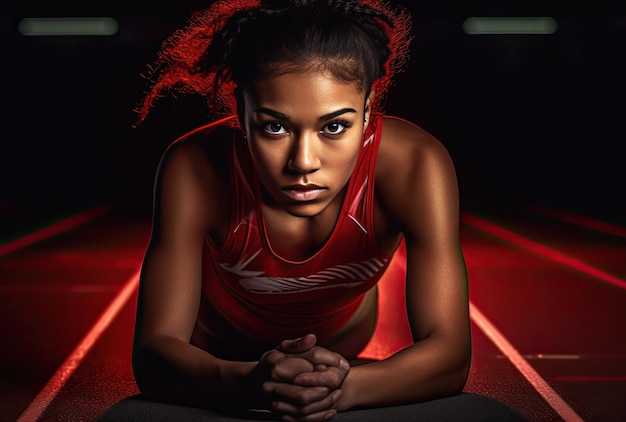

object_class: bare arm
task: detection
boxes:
[336,117,471,409]
[132,138,259,409]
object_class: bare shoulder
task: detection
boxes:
[375,116,460,238]
[154,122,233,236]
[159,122,233,176]
[376,116,454,178]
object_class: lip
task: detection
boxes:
[281,184,326,202]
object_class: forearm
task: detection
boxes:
[132,335,258,410]
[338,336,470,410]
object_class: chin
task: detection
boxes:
[283,202,327,218]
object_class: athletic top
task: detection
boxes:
[197,113,397,345]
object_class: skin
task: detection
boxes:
[133,68,471,422]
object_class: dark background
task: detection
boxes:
[1,1,625,225]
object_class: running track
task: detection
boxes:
[1,205,624,421]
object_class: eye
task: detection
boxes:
[320,120,351,137]
[263,121,288,136]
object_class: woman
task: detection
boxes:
[131,0,474,420]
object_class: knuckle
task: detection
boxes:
[279,339,293,350]
[261,382,275,395]
[309,347,324,360]
[324,370,343,387]
[297,388,318,404]
[264,350,282,365]
[271,366,288,380]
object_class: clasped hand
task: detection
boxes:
[255,333,350,421]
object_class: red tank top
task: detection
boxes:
[198,113,396,344]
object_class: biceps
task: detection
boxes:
[136,240,203,344]
[404,242,469,342]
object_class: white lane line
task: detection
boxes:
[470,303,585,422]
[16,267,141,422]
[516,354,581,360]
[0,205,111,257]
[461,212,626,291]
[522,354,626,360]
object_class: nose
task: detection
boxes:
[287,133,321,174]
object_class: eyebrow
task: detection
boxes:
[254,107,357,122]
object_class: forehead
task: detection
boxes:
[245,69,366,107]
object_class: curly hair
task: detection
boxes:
[136,0,412,125]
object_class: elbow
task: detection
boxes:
[432,339,471,398]
[131,349,150,396]
[131,344,163,400]
[450,360,470,395]
[435,362,469,399]
[447,346,471,396]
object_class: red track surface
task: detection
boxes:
[1,206,624,421]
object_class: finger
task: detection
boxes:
[278,334,317,353]
[293,347,350,373]
[263,381,330,405]
[275,390,342,422]
[266,356,315,382]
[292,366,348,389]
[257,352,316,389]
[264,351,315,373]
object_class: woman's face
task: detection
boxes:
[240,69,371,218]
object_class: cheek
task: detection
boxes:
[328,144,361,178]
[249,143,285,177]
